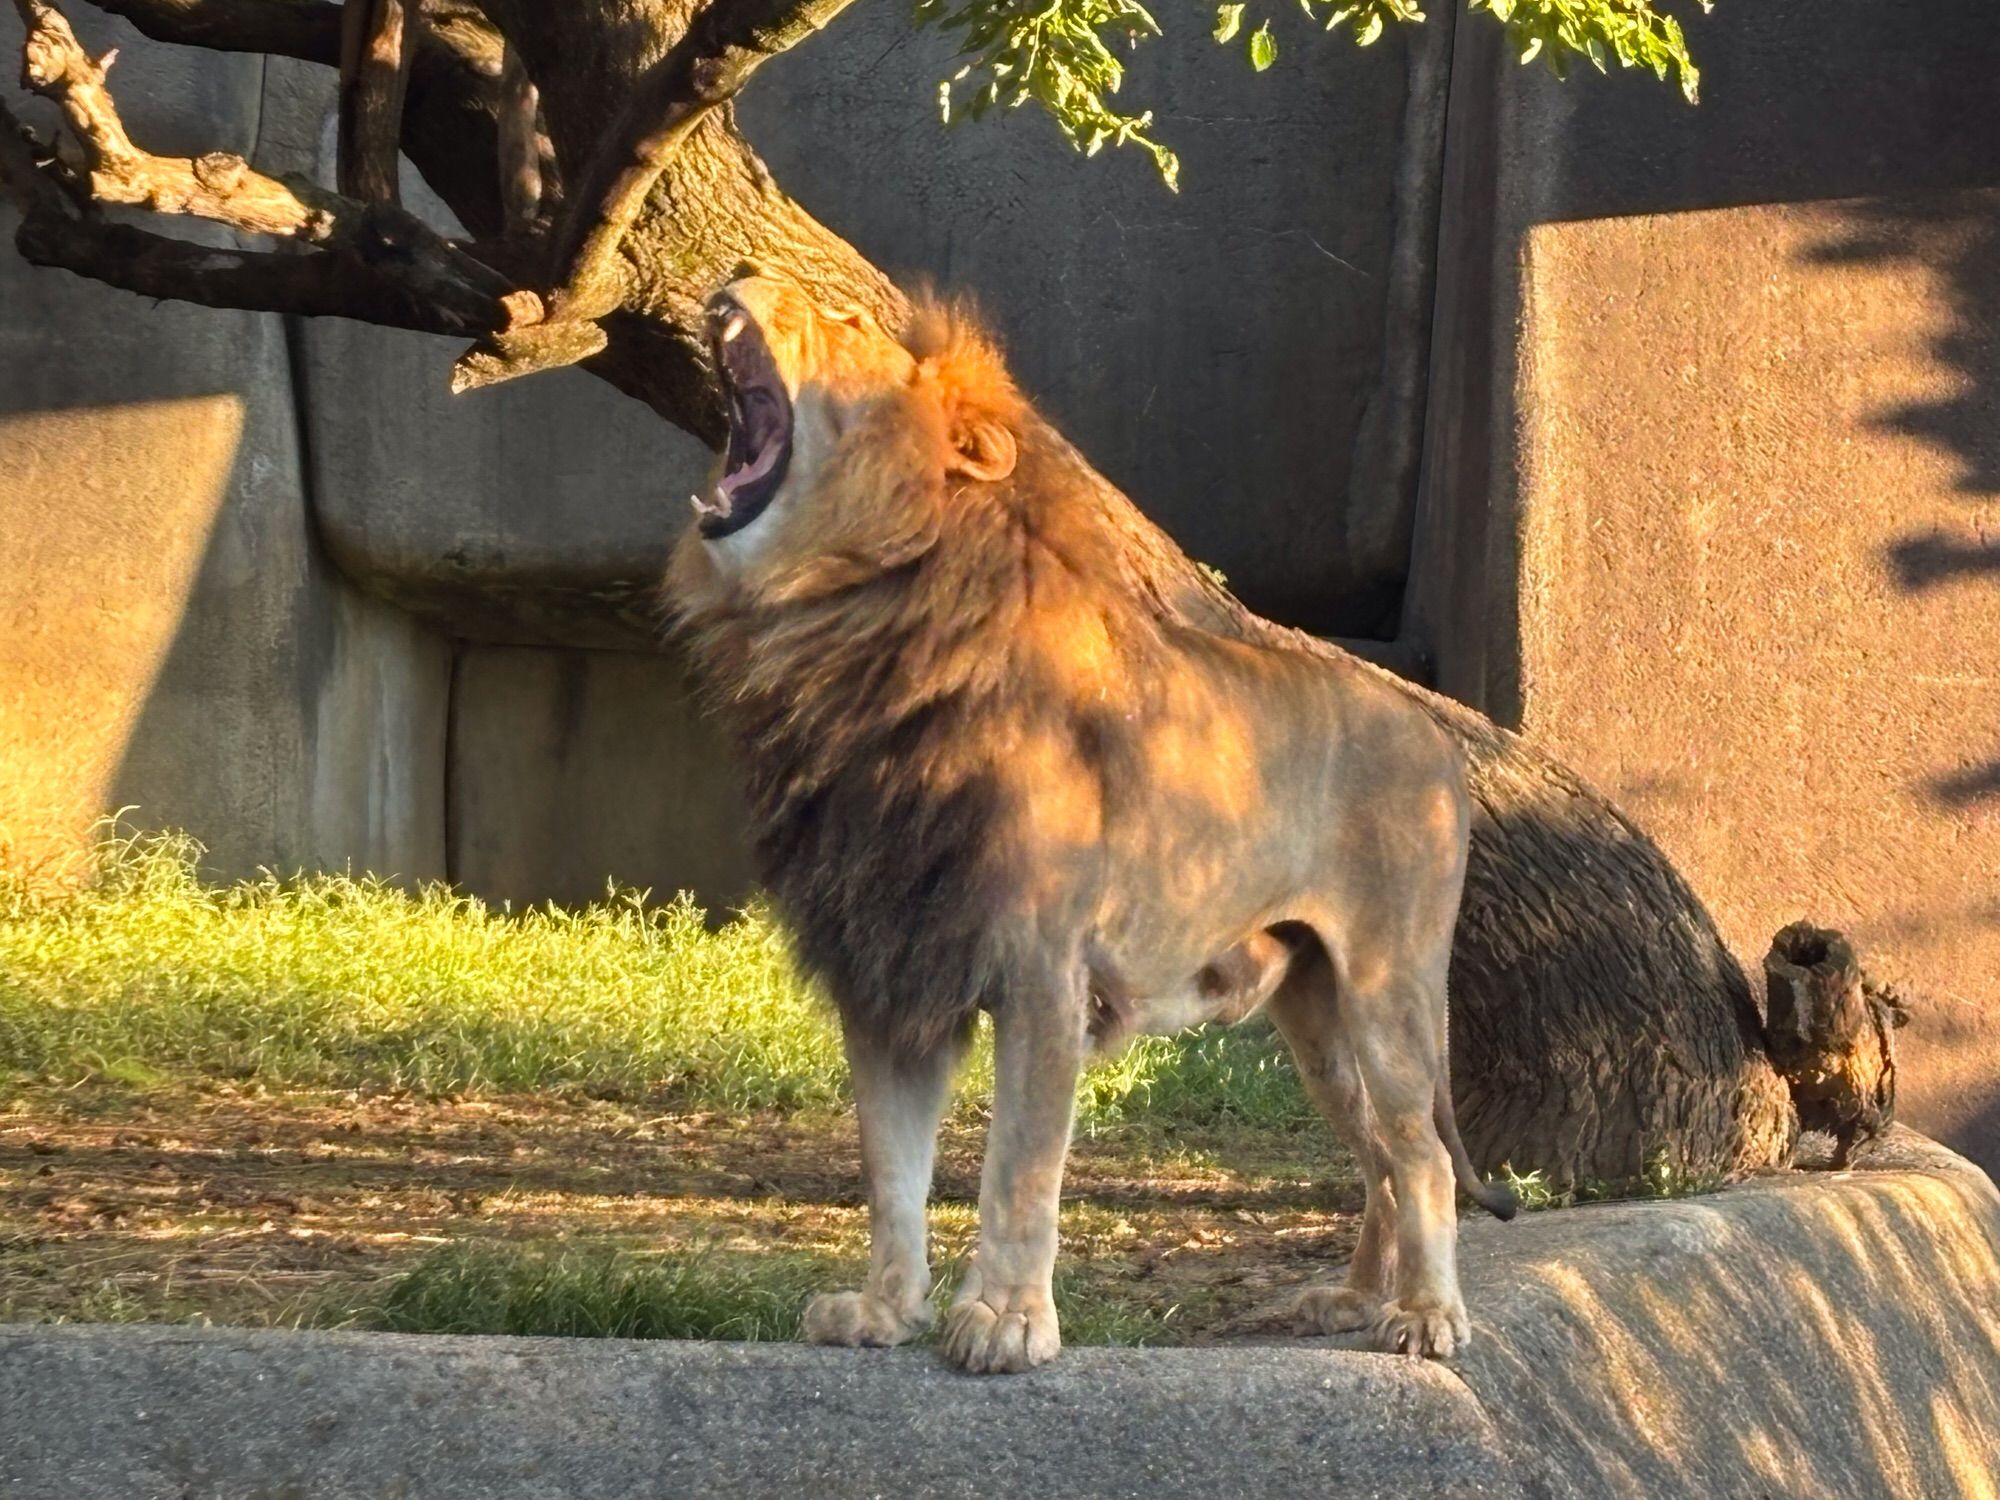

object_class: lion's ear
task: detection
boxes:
[949,418,1017,483]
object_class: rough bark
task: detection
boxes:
[1764,923,1907,1169]
[1428,691,1798,1188]
[3,0,1800,1189]
[336,0,415,205]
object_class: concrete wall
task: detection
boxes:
[448,647,751,912]
[6,1129,1995,1497]
[1406,1,2000,1159]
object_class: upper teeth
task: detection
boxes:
[721,312,746,343]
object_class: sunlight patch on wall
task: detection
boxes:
[0,394,244,881]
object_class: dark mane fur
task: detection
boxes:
[678,394,1168,1056]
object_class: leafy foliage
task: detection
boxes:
[918,0,1182,189]
[919,0,1707,187]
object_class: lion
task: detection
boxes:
[668,273,1515,1374]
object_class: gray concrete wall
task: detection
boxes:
[448,646,752,912]
[741,13,1448,639]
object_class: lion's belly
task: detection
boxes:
[1085,923,1296,1049]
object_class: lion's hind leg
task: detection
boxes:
[1271,927,1470,1358]
[1344,956,1471,1359]
[1266,946,1397,1337]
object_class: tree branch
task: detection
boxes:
[448,0,858,393]
[10,0,519,330]
[336,0,413,203]
[69,0,513,237]
[16,211,504,332]
[1,95,493,331]
[74,0,342,60]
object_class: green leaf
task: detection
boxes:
[1213,2,1244,43]
[1249,19,1277,69]
[1355,10,1384,44]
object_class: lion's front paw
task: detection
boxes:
[802,1289,930,1348]
[1369,1298,1470,1360]
[1292,1284,1383,1336]
[939,1288,1060,1374]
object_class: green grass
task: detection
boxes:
[0,828,1313,1133]
[342,1243,838,1342]
[325,1242,1175,1346]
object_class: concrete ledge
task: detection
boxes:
[3,1130,1995,1499]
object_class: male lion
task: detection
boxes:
[668,273,1515,1374]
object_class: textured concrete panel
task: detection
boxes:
[449,647,752,912]
[1455,1129,2000,1498]
[2,1131,1992,1498]
[0,1333,1515,1500]
[0,10,449,883]
[1493,199,2000,1166]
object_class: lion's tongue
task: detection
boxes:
[715,392,784,510]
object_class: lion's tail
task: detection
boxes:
[1434,1075,1519,1221]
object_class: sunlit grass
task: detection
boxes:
[0,828,1313,1133]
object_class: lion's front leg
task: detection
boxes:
[803,1025,960,1349]
[941,983,1084,1374]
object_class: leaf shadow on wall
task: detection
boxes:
[1803,191,2000,815]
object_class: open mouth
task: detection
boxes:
[692,296,793,540]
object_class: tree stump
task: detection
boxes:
[1763,922,1910,1167]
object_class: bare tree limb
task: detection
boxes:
[9,0,520,329]
[67,0,512,237]
[16,211,507,332]
[1,95,493,331]
[448,0,858,393]
[74,0,342,61]
[336,0,413,203]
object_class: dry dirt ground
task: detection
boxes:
[0,1083,1361,1342]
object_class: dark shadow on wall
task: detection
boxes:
[1533,0,2000,225]
[1802,191,2000,816]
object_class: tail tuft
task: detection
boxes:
[1476,1182,1519,1222]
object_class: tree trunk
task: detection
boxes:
[4,0,1799,1190]
[1423,689,1797,1188]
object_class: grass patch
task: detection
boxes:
[1500,1148,1728,1211]
[343,1243,836,1342]
[0,829,1314,1134]
[328,1241,1185,1346]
